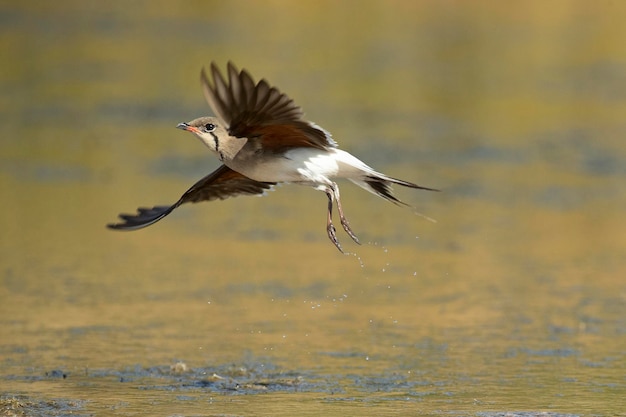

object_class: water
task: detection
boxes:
[1,1,624,416]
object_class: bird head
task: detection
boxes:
[176,116,247,161]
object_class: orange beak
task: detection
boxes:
[176,122,199,133]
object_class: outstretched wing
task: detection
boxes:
[201,61,337,151]
[107,165,275,231]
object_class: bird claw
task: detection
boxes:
[340,217,360,245]
[327,223,344,253]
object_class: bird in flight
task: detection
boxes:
[107,62,438,252]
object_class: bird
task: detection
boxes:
[107,62,438,253]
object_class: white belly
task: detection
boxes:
[227,148,373,184]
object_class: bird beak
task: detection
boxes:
[177,122,201,134]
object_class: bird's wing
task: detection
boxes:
[107,165,275,231]
[201,61,337,151]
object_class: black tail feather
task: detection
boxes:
[364,175,438,205]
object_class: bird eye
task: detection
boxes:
[204,123,216,131]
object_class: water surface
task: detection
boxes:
[1,2,624,416]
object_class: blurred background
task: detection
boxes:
[1,1,624,416]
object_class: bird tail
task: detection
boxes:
[350,173,438,206]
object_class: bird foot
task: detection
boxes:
[340,216,360,245]
[327,223,345,253]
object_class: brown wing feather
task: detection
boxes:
[201,62,337,150]
[107,165,275,230]
[180,164,275,203]
[250,124,331,153]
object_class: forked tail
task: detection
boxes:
[351,174,439,206]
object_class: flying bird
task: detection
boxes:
[107,62,437,252]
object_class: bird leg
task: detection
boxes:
[325,188,344,253]
[332,183,360,245]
